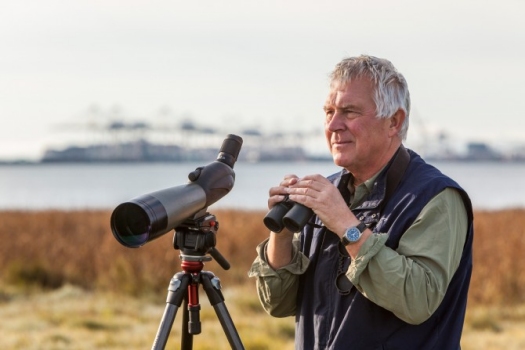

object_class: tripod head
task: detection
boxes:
[173,210,230,270]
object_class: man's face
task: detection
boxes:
[323,77,393,175]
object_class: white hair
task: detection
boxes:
[329,55,411,140]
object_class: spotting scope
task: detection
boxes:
[110,134,243,248]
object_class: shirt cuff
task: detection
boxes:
[248,238,310,278]
[346,233,388,284]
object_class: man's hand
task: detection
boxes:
[268,174,299,211]
[285,174,370,258]
[284,174,353,234]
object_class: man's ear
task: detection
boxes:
[389,109,406,137]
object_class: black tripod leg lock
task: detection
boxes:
[167,272,191,306]
[201,272,224,305]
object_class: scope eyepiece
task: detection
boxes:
[217,134,243,168]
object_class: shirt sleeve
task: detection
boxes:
[346,188,468,324]
[248,234,310,317]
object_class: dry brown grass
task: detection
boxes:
[1,208,525,348]
[0,209,269,296]
[1,208,524,305]
[469,209,525,305]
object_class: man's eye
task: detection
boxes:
[344,110,359,118]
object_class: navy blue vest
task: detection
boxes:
[295,149,473,349]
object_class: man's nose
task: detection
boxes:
[326,112,345,131]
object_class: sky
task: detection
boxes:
[1,0,524,161]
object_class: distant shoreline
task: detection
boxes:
[2,157,525,166]
[3,136,525,164]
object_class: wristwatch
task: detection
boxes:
[341,222,367,245]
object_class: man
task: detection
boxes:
[249,55,473,349]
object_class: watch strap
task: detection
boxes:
[355,221,366,233]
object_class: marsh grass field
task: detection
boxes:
[1,209,525,349]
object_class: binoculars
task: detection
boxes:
[263,196,313,233]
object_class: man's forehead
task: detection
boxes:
[324,78,376,109]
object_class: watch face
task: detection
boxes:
[345,227,361,242]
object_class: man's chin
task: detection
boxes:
[331,155,350,168]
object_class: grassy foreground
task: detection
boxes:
[1,209,525,349]
[0,284,295,349]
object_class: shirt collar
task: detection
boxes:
[348,165,386,209]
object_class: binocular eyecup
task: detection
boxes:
[263,197,314,233]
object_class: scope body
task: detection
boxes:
[110,134,242,248]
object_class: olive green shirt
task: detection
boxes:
[249,177,468,325]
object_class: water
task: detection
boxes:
[0,161,524,211]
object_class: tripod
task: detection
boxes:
[151,213,245,350]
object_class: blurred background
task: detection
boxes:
[1,0,524,162]
[1,0,524,212]
[0,0,525,213]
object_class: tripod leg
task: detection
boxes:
[181,297,193,350]
[152,273,191,350]
[201,272,245,350]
